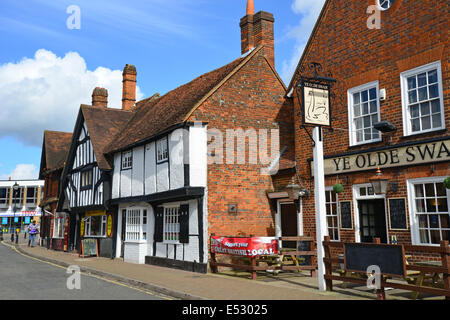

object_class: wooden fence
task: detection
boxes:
[210,236,316,280]
[323,236,450,300]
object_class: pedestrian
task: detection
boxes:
[28,220,39,247]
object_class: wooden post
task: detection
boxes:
[372,238,386,300]
[324,235,333,291]
[311,239,316,277]
[440,240,450,300]
[210,233,218,273]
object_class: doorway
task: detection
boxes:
[358,199,387,243]
[120,209,126,258]
[280,202,298,248]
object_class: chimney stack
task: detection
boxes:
[122,64,137,111]
[92,87,108,108]
[240,0,275,67]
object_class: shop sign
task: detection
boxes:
[301,81,331,127]
[86,210,106,217]
[107,215,113,237]
[311,138,450,176]
[210,236,278,257]
[2,218,8,225]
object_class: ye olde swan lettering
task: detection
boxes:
[312,140,450,176]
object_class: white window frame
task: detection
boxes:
[347,81,382,146]
[407,177,450,246]
[84,215,107,237]
[80,169,93,190]
[125,207,148,243]
[26,187,38,206]
[121,151,133,170]
[0,187,10,207]
[401,61,445,137]
[325,187,340,241]
[163,205,180,244]
[156,136,169,164]
[53,212,67,239]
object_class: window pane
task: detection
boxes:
[417,73,427,87]
[411,118,420,132]
[364,128,372,141]
[425,183,435,197]
[432,114,441,128]
[429,84,439,99]
[369,88,377,100]
[443,230,450,241]
[426,199,437,213]
[372,129,380,139]
[353,93,360,104]
[363,116,370,127]
[437,199,448,213]
[429,214,439,228]
[408,90,417,104]
[370,101,377,113]
[353,104,361,117]
[407,76,417,89]
[440,215,449,229]
[418,87,428,101]
[436,183,446,197]
[430,230,440,244]
[418,215,428,228]
[419,229,429,244]
[362,90,368,102]
[430,99,440,114]
[428,69,437,84]
[355,118,363,129]
[415,199,425,212]
[410,104,419,118]
[414,184,424,197]
[420,102,430,115]
[359,187,367,196]
[362,103,369,114]
[421,116,431,130]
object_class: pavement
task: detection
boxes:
[0,235,442,301]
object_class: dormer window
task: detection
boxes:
[157,137,169,163]
[121,151,133,170]
[378,0,395,10]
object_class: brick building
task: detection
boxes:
[39,130,72,250]
[280,0,449,247]
[104,1,293,272]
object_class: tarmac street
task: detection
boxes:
[0,242,166,300]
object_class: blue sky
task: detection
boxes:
[0,0,325,180]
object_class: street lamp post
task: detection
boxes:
[12,182,20,244]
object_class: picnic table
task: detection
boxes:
[405,259,444,299]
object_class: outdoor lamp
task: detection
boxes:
[369,167,390,195]
[286,183,301,201]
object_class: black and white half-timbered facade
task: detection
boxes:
[58,93,133,255]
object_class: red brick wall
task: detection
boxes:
[291,0,449,245]
[189,49,292,238]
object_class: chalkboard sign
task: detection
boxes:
[388,198,407,230]
[344,243,406,277]
[80,238,98,258]
[296,241,311,266]
[100,238,113,258]
[339,201,353,229]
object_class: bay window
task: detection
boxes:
[53,212,67,239]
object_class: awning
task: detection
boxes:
[0,211,42,217]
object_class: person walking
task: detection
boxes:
[28,220,39,247]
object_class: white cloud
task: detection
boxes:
[0,49,144,147]
[281,0,326,85]
[0,164,39,180]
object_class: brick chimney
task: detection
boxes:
[122,64,137,111]
[240,0,275,67]
[92,87,108,108]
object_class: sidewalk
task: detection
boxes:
[1,238,418,300]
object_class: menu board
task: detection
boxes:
[80,238,98,258]
[339,201,353,229]
[388,198,407,230]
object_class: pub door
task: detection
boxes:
[358,199,387,243]
[280,202,298,248]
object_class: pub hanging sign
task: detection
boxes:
[300,80,331,127]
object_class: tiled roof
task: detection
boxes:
[41,130,72,173]
[80,105,134,170]
[105,54,251,154]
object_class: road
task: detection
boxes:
[0,242,167,300]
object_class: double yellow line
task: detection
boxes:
[0,241,172,300]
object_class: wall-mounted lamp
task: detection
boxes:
[286,183,309,201]
[369,167,390,195]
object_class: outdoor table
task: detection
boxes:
[406,260,443,299]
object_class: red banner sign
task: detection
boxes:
[211,236,278,257]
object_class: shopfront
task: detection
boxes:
[79,210,115,258]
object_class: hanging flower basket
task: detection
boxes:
[333,183,344,194]
[444,177,450,189]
